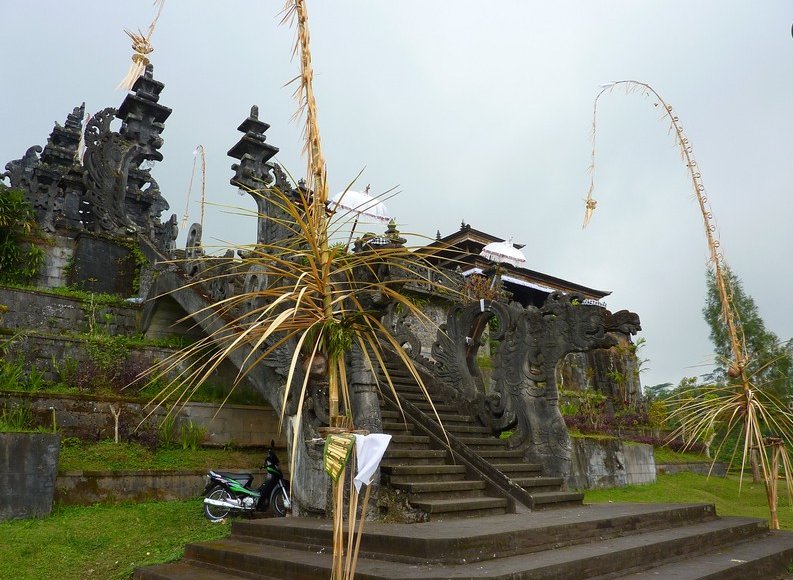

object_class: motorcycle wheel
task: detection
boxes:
[270,484,288,517]
[204,485,233,522]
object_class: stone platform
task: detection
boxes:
[135,502,793,579]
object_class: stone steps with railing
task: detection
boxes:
[375,356,584,518]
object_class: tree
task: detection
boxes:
[703,265,792,399]
[0,183,44,284]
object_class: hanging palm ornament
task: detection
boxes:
[180,145,207,230]
[118,0,166,91]
[585,80,793,529]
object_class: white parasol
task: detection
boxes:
[480,238,526,267]
[328,185,391,250]
[327,187,390,223]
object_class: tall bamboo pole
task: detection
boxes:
[585,80,783,528]
[289,0,339,422]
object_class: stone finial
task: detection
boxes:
[436,230,441,240]
[385,219,406,247]
[251,105,259,119]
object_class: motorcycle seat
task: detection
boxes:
[217,472,254,487]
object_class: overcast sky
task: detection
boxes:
[2,1,792,389]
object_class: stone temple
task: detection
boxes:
[4,64,792,578]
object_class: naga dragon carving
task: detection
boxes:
[431,292,630,478]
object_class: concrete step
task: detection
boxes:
[381,421,416,433]
[382,464,468,483]
[512,476,564,491]
[382,448,448,465]
[392,479,488,500]
[455,436,509,447]
[408,398,456,411]
[389,434,431,448]
[411,402,459,413]
[438,424,493,435]
[475,448,526,460]
[220,503,722,564]
[614,529,793,579]
[389,391,433,403]
[530,491,585,509]
[180,539,334,580]
[409,496,509,520]
[492,462,543,475]
[422,412,473,424]
[133,561,253,579]
[134,505,790,579]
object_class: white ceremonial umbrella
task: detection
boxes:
[328,186,391,250]
[327,187,391,223]
[480,238,526,267]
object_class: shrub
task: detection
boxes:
[0,184,45,284]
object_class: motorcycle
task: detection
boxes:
[202,441,291,522]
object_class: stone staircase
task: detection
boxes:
[376,356,582,520]
[134,352,793,579]
[135,502,793,578]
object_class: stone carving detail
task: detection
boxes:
[184,223,205,278]
[431,293,632,478]
[3,104,85,232]
[430,300,511,403]
[82,107,133,232]
[2,66,174,254]
[153,213,179,256]
[4,146,42,192]
[204,250,236,303]
[391,317,421,360]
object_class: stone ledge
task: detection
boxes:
[55,468,272,505]
[656,462,727,477]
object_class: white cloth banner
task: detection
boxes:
[353,433,392,492]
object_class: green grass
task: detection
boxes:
[651,446,710,464]
[58,440,267,472]
[0,499,230,580]
[586,472,793,530]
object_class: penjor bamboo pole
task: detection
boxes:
[290,0,339,422]
[586,80,784,528]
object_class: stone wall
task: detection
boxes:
[0,286,140,337]
[0,333,168,384]
[178,402,285,448]
[36,235,74,290]
[55,468,270,505]
[568,437,656,490]
[0,433,60,521]
[0,392,284,448]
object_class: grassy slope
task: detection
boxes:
[58,441,268,472]
[0,499,230,580]
[586,472,793,530]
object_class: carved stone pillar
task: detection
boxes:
[349,344,383,434]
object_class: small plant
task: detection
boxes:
[0,404,35,432]
[179,420,206,451]
[0,357,26,390]
[158,412,179,447]
[462,273,504,303]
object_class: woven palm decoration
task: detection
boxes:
[118,0,166,90]
[323,433,355,482]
